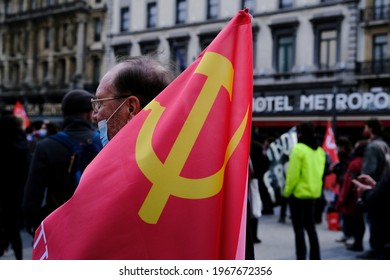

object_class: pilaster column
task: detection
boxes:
[75,14,87,87]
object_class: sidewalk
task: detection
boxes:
[254,206,369,260]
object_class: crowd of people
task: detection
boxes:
[0,89,102,259]
[248,118,390,260]
[1,54,389,260]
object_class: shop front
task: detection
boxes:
[252,88,390,144]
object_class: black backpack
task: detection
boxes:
[49,131,102,203]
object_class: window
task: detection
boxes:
[30,0,37,10]
[11,64,20,85]
[19,0,24,12]
[114,44,131,61]
[311,14,343,72]
[0,66,3,85]
[44,28,51,49]
[62,23,68,46]
[94,18,102,42]
[373,34,388,73]
[42,61,49,81]
[198,32,218,51]
[120,7,130,32]
[139,39,159,56]
[92,56,101,84]
[54,27,59,51]
[5,0,11,15]
[276,35,294,73]
[168,37,189,74]
[147,2,157,28]
[279,0,293,9]
[2,34,6,54]
[207,0,219,20]
[319,30,337,70]
[176,0,187,24]
[58,59,66,85]
[270,19,299,75]
[173,45,187,73]
[373,0,389,20]
[241,0,255,14]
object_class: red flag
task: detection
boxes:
[13,101,30,129]
[322,121,339,163]
[32,9,253,260]
[322,121,340,194]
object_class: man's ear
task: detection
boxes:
[128,96,142,118]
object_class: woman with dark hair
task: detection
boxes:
[283,122,327,259]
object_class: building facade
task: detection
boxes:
[1,0,390,142]
[0,0,107,121]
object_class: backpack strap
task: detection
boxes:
[49,131,82,173]
[49,131,81,151]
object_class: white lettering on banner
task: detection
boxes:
[263,127,297,203]
[33,222,49,260]
[253,91,390,113]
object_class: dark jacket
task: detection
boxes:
[362,137,388,181]
[22,117,99,232]
[361,171,390,253]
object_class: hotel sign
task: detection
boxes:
[252,91,390,116]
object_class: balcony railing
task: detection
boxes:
[356,59,390,75]
[361,5,390,22]
[2,1,89,22]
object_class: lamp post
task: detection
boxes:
[332,85,338,138]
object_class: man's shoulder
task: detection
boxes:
[371,138,390,153]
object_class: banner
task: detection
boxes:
[322,121,340,194]
[32,9,253,260]
[263,127,297,205]
[13,101,30,129]
[322,121,339,163]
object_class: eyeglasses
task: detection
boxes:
[90,96,128,112]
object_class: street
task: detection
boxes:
[1,206,368,260]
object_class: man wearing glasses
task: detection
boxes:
[91,56,175,147]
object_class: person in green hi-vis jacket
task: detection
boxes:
[284,122,326,260]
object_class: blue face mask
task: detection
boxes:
[97,97,130,147]
[98,119,109,147]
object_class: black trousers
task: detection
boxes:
[289,196,321,260]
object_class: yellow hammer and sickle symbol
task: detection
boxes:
[136,52,250,224]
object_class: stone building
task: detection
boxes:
[0,0,107,122]
[1,0,389,142]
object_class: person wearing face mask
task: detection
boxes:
[22,89,100,236]
[92,56,175,147]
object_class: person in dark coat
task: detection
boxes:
[337,140,367,252]
[0,112,30,259]
[22,89,101,236]
[352,172,390,259]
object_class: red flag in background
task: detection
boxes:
[32,9,253,260]
[13,101,30,129]
[322,121,340,194]
[322,121,339,163]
